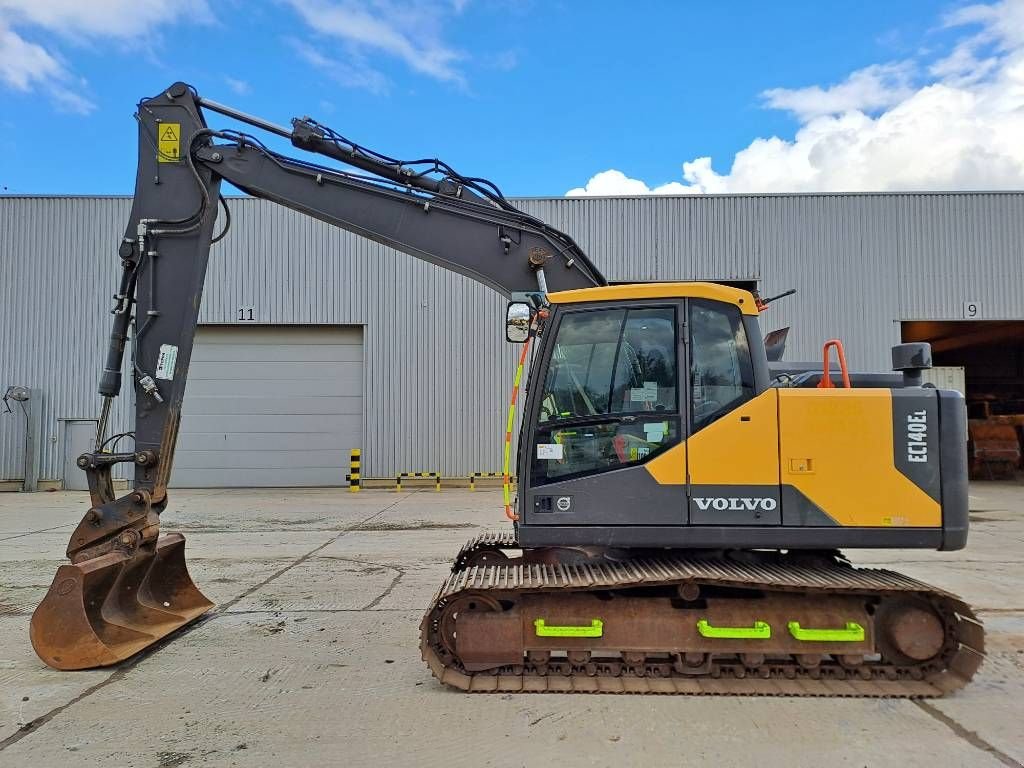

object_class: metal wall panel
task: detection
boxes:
[1,197,135,485]
[894,193,1024,322]
[3,192,1023,484]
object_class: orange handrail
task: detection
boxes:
[818,339,852,389]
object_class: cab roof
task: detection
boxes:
[547,282,759,315]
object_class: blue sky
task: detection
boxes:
[1,1,1022,196]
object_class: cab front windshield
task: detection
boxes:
[533,306,679,483]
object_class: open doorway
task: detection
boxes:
[902,320,1024,479]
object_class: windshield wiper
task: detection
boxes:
[542,413,647,429]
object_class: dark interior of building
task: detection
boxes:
[902,320,1024,479]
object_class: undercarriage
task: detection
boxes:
[420,531,984,696]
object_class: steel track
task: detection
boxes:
[420,531,985,696]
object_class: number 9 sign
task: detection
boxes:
[962,301,980,319]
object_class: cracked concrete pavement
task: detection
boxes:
[1,483,1022,767]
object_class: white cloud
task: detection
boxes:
[0,20,93,113]
[288,39,391,95]
[223,77,252,96]
[567,170,694,197]
[0,0,214,113]
[568,0,1024,195]
[46,82,96,115]
[285,0,466,87]
[928,40,999,85]
[0,21,64,92]
[0,0,213,40]
[762,62,915,121]
[933,0,1024,83]
[945,0,1024,47]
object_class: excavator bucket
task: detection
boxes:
[30,533,213,670]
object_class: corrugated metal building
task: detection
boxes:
[2,192,1022,487]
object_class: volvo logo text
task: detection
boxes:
[693,497,778,512]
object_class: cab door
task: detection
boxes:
[525,302,688,526]
[685,298,782,525]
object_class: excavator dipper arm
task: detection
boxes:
[30,81,604,670]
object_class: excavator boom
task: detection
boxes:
[31,82,604,669]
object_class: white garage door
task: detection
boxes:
[171,325,362,488]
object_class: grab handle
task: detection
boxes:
[787,621,865,642]
[534,618,604,638]
[818,339,852,389]
[696,619,771,639]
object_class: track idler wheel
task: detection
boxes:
[30,533,213,670]
[436,593,502,660]
[876,599,947,665]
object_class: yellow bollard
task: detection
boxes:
[349,449,361,492]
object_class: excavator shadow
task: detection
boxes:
[29,533,213,670]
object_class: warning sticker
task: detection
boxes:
[158,122,181,163]
[630,381,658,403]
[643,421,668,442]
[155,344,178,380]
[537,443,564,460]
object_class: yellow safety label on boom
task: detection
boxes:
[158,123,181,163]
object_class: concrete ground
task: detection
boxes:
[1,484,1022,768]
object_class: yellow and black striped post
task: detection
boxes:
[469,472,502,490]
[396,472,440,492]
[349,449,361,492]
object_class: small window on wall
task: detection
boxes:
[689,299,755,432]
[532,306,680,485]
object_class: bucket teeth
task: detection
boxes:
[30,533,213,670]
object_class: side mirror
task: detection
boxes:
[505,301,533,343]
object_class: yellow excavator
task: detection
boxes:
[31,83,983,696]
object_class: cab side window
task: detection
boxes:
[689,299,754,432]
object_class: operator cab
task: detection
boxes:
[508,282,773,538]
